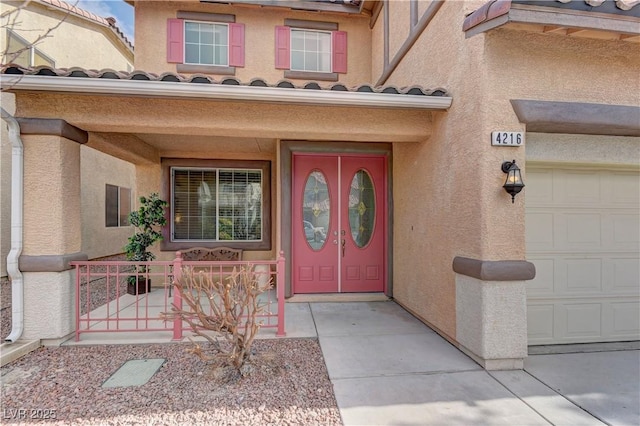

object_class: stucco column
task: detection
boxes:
[453,257,535,370]
[18,119,88,343]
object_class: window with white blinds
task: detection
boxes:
[171,167,263,241]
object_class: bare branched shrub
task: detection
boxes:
[162,265,273,376]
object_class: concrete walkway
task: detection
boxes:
[56,296,640,425]
[305,301,640,426]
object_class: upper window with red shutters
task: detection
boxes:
[184,21,230,66]
[167,12,244,75]
[275,19,347,81]
[290,29,332,73]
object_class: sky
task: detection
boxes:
[76,0,135,43]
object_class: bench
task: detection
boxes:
[179,247,243,262]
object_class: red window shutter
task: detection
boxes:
[332,31,347,73]
[275,26,290,70]
[167,18,184,63]
[229,23,245,67]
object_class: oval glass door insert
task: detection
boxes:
[349,169,375,248]
[303,170,330,251]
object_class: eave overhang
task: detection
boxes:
[464,0,640,40]
[0,75,452,111]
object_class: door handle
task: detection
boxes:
[341,239,346,257]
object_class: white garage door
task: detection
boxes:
[526,166,640,345]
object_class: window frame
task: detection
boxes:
[183,20,230,67]
[275,19,346,81]
[105,184,131,228]
[289,28,332,74]
[5,29,55,68]
[161,158,272,251]
[168,12,243,75]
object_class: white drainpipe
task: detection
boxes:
[2,107,24,343]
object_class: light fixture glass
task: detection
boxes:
[501,160,525,203]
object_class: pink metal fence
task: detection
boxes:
[71,251,286,341]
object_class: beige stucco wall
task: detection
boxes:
[0,1,133,70]
[134,0,372,85]
[14,93,433,143]
[387,0,410,61]
[382,0,640,340]
[80,146,136,259]
[371,5,384,86]
[386,1,491,339]
[22,134,81,256]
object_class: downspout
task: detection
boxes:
[1,107,24,343]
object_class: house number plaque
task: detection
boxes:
[491,131,524,146]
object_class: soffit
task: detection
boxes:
[464,0,640,41]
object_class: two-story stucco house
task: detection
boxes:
[1,0,638,370]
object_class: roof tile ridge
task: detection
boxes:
[39,0,109,26]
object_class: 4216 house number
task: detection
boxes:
[491,132,524,146]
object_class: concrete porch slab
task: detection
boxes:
[320,332,479,380]
[332,370,549,426]
[287,293,390,303]
[311,301,429,337]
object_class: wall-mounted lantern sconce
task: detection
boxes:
[502,159,525,203]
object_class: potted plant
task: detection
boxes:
[124,193,168,295]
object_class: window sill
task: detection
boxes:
[177,64,236,76]
[284,70,339,82]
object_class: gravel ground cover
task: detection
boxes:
[1,277,11,340]
[1,339,341,425]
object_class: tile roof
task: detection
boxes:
[464,0,640,32]
[561,0,640,10]
[2,65,449,97]
[38,0,134,51]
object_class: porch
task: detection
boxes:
[69,252,286,344]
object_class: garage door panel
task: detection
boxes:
[610,302,640,335]
[526,258,555,295]
[526,169,554,202]
[527,304,555,341]
[565,258,602,293]
[526,166,639,345]
[564,213,602,246]
[561,303,602,339]
[611,172,640,204]
[562,171,602,204]
[528,300,640,345]
[525,212,554,250]
[612,214,640,244]
[611,258,640,291]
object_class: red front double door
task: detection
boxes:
[292,154,386,293]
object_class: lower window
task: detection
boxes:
[162,159,271,250]
[105,184,131,227]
